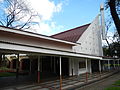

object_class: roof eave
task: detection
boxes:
[0,26,77,46]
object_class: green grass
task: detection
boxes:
[104,80,120,90]
[0,72,16,77]
[0,67,11,70]
[104,87,120,90]
[113,80,120,86]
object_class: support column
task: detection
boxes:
[85,59,88,82]
[10,60,13,69]
[70,58,74,76]
[19,60,23,71]
[29,59,32,75]
[16,54,19,78]
[51,56,52,72]
[0,54,2,67]
[38,56,40,83]
[60,56,62,90]
[3,54,6,66]
[54,56,56,73]
[114,60,115,69]
[118,60,119,69]
[40,56,42,72]
[108,60,110,70]
[99,60,101,77]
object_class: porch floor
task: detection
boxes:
[1,70,119,90]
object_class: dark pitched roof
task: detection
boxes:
[51,24,90,43]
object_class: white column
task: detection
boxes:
[85,59,88,82]
[38,56,40,72]
[51,56,52,71]
[86,59,88,72]
[16,54,19,78]
[38,56,40,83]
[114,60,115,69]
[99,60,101,72]
[29,59,32,74]
[59,56,62,90]
[54,56,56,73]
[118,60,119,69]
[40,57,42,72]
[89,60,92,73]
[60,56,62,76]
[108,60,110,70]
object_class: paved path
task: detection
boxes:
[1,71,119,90]
[75,72,120,90]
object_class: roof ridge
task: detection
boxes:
[51,23,90,37]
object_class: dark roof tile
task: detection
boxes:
[51,24,90,42]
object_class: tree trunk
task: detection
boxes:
[105,39,112,57]
[108,0,120,37]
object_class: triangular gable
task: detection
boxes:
[51,24,90,43]
[73,15,103,56]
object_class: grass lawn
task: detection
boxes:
[104,87,120,90]
[104,80,120,90]
[113,80,120,86]
[0,72,16,77]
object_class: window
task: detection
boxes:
[79,61,86,68]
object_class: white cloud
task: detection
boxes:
[28,21,64,35]
[23,0,64,35]
[27,0,62,21]
[0,0,3,2]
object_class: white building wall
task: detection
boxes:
[69,58,92,76]
[73,15,103,56]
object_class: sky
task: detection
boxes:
[0,0,112,37]
[24,0,106,36]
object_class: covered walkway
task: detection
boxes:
[1,70,119,90]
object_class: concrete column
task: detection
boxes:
[16,54,19,78]
[99,60,102,78]
[29,59,32,74]
[40,57,42,72]
[108,60,110,70]
[54,56,56,73]
[3,54,6,66]
[38,56,40,83]
[99,60,101,72]
[51,56,52,72]
[86,59,88,82]
[114,60,115,69]
[10,60,13,69]
[118,60,119,69]
[19,60,23,71]
[60,56,62,90]
[0,54,2,67]
[86,59,88,72]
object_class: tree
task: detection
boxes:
[0,0,39,30]
[106,0,120,36]
[103,30,120,58]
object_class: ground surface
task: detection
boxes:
[76,72,120,90]
[0,71,119,90]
